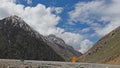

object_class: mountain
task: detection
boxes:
[48,34,65,45]
[78,26,120,64]
[0,15,64,61]
[0,15,82,62]
[47,34,82,61]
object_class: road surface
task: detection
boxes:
[0,59,120,68]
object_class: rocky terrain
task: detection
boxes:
[0,15,64,61]
[78,26,120,64]
[0,15,81,61]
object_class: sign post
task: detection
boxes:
[72,56,76,63]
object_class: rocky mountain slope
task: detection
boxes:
[78,26,120,64]
[0,15,81,61]
[0,15,64,61]
[47,34,82,61]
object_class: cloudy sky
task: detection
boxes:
[0,0,120,53]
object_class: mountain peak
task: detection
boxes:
[48,34,65,45]
[1,15,32,31]
[10,15,20,18]
[5,15,24,23]
[0,16,82,61]
[0,16,65,61]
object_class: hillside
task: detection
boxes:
[0,15,64,61]
[78,26,120,64]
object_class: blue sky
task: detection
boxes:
[22,0,100,42]
[0,0,120,53]
[18,0,94,35]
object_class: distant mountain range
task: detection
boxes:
[78,26,120,64]
[47,34,82,61]
[0,15,81,61]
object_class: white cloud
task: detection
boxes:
[81,28,90,33]
[51,7,63,14]
[26,0,32,4]
[56,31,83,49]
[0,0,93,53]
[69,0,120,36]
[68,0,103,24]
[53,30,93,53]
[0,0,16,3]
[79,39,93,53]
[0,0,60,35]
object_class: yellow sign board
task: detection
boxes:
[72,56,76,62]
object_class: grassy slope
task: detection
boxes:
[78,27,120,64]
